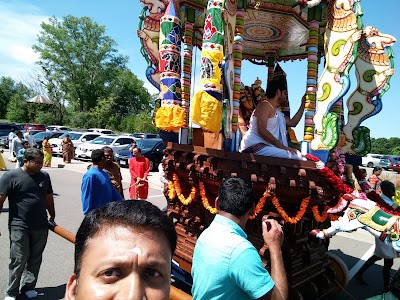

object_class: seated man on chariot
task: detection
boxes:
[239,79,305,159]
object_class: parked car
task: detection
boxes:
[87,128,116,135]
[0,122,23,148]
[362,153,384,168]
[46,125,72,132]
[49,131,101,156]
[115,138,165,171]
[132,132,159,139]
[32,131,66,149]
[392,162,400,173]
[75,135,135,160]
[24,123,46,131]
[379,155,400,170]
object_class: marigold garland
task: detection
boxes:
[168,181,176,200]
[199,181,218,214]
[172,173,196,205]
[249,188,270,220]
[272,195,310,224]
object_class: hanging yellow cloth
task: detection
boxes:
[191,90,222,133]
[155,105,185,132]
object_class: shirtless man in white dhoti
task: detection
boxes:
[240,80,305,159]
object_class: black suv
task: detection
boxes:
[0,123,22,148]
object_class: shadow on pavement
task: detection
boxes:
[329,249,398,299]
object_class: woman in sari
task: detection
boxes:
[0,149,6,170]
[61,134,74,163]
[42,136,53,167]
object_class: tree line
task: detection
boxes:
[0,15,157,134]
[370,138,400,156]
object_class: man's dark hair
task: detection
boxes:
[22,140,29,145]
[373,166,383,173]
[135,147,142,154]
[265,79,287,98]
[74,200,177,277]
[24,148,44,161]
[218,177,256,216]
[91,149,105,164]
[380,180,395,198]
[390,268,400,298]
[101,146,113,153]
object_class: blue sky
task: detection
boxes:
[0,0,399,139]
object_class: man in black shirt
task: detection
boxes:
[0,148,55,300]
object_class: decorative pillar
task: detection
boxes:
[232,9,245,133]
[303,6,321,142]
[267,56,275,83]
[155,0,184,135]
[191,0,225,133]
[181,19,194,127]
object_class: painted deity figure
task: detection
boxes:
[342,26,396,154]
[311,0,362,150]
[137,0,169,88]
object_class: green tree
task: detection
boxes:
[120,112,157,134]
[0,77,33,119]
[108,69,152,117]
[6,94,29,122]
[33,15,128,112]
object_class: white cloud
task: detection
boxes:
[0,1,47,79]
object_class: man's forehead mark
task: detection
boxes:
[127,247,142,256]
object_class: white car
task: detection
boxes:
[87,128,116,135]
[75,135,136,160]
[362,153,384,168]
[46,125,72,132]
[49,131,102,156]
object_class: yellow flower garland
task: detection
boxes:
[172,173,196,205]
[199,181,218,214]
[168,181,176,200]
[249,187,270,220]
[272,195,310,224]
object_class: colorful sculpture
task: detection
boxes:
[342,26,396,155]
[154,0,185,132]
[137,0,169,90]
[311,0,362,151]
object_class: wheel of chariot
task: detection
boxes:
[326,252,349,294]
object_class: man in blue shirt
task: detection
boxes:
[81,149,122,215]
[192,177,287,300]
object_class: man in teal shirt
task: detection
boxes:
[191,177,287,300]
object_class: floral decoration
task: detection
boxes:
[168,181,176,200]
[272,195,310,224]
[249,187,270,220]
[199,181,218,214]
[172,173,197,205]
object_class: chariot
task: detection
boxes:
[137,0,396,298]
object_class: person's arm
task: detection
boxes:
[0,194,6,236]
[81,175,94,215]
[285,94,306,127]
[258,219,288,300]
[46,193,55,222]
[144,158,150,179]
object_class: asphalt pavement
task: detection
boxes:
[0,150,400,299]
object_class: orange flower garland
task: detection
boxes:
[168,181,176,200]
[312,205,328,222]
[312,205,340,222]
[272,195,310,224]
[199,181,218,214]
[172,173,196,205]
[249,188,270,220]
